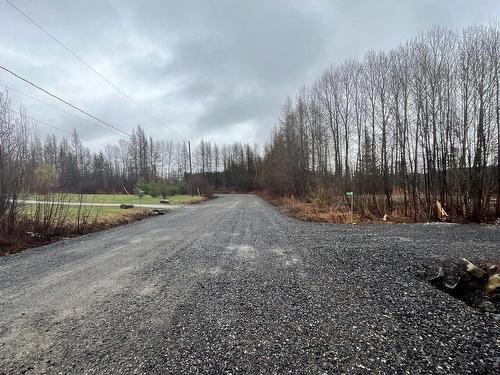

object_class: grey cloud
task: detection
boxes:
[0,0,498,148]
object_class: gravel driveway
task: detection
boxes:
[0,194,498,374]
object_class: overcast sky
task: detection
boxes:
[1,0,499,149]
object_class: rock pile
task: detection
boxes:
[427,258,499,315]
[147,209,166,216]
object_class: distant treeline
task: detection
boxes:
[0,93,259,195]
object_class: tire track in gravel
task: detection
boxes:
[0,194,499,374]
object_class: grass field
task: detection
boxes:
[15,193,206,235]
[22,204,143,222]
[19,193,205,227]
[5,193,206,254]
[26,193,206,206]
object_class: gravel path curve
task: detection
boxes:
[0,194,498,374]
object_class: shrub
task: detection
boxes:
[176,182,188,195]
[167,185,178,196]
[147,182,159,197]
[134,178,148,196]
[187,175,214,197]
[158,181,178,199]
[34,164,59,193]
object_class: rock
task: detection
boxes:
[437,267,445,278]
[430,267,445,282]
[488,264,497,271]
[444,279,459,290]
[462,258,486,279]
[26,231,41,239]
[486,274,500,295]
[147,209,166,216]
[479,301,495,313]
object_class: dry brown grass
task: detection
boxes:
[258,191,417,224]
[0,208,149,256]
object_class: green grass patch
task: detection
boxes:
[22,204,143,222]
[25,193,206,205]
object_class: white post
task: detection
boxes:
[345,191,354,224]
[351,194,353,224]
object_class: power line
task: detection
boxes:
[6,0,184,140]
[7,108,106,148]
[0,82,119,136]
[0,65,131,137]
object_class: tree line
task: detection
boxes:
[2,23,499,229]
[1,94,258,192]
[0,91,260,235]
[261,24,499,222]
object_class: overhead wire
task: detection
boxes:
[5,0,185,141]
[7,107,106,148]
[0,82,120,135]
[0,64,131,137]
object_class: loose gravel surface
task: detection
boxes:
[0,194,499,374]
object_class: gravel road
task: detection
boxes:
[0,194,498,374]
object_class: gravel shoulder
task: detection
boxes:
[0,194,498,374]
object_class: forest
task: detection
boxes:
[261,24,499,222]
[1,23,499,239]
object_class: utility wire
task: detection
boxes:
[6,0,184,140]
[0,65,131,136]
[0,82,119,135]
[7,108,106,148]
